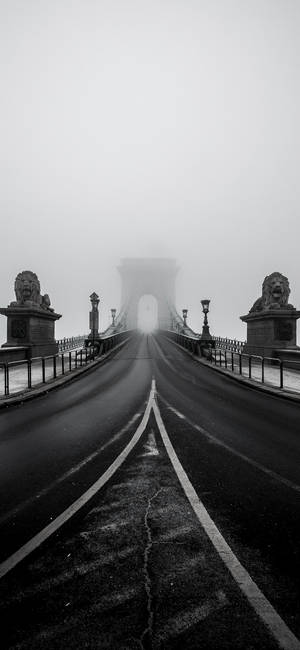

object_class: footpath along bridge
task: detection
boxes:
[0,259,300,650]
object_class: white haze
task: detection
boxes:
[0,0,299,341]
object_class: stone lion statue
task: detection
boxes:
[249,272,295,312]
[11,270,53,311]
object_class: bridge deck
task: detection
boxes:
[0,333,299,649]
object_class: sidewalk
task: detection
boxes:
[214,351,300,394]
[0,349,84,398]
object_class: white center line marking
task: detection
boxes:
[161,396,300,493]
[0,384,155,580]
[152,381,300,650]
[0,412,142,526]
[2,375,300,650]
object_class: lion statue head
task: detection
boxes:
[11,270,53,310]
[14,271,41,305]
[250,272,295,312]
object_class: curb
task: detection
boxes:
[165,337,300,404]
[0,337,131,410]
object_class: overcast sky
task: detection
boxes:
[1,0,299,341]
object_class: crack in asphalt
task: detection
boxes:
[140,487,163,650]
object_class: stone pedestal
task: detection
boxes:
[240,310,300,358]
[0,305,61,359]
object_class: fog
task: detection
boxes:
[1,0,299,342]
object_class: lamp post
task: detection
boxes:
[89,292,100,345]
[111,308,116,327]
[200,299,212,341]
[182,309,188,328]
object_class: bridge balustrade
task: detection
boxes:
[0,330,132,398]
[212,336,245,354]
[56,336,87,352]
[163,330,300,393]
[162,330,203,356]
[210,348,300,392]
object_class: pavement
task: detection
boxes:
[0,348,93,398]
[0,333,299,649]
[213,349,300,394]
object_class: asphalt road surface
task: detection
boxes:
[0,332,299,649]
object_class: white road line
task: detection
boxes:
[152,389,300,650]
[0,382,155,580]
[167,406,185,419]
[154,335,300,493]
[3,374,300,649]
[0,412,142,526]
[161,396,300,493]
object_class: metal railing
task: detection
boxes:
[163,330,300,393]
[85,331,131,355]
[162,330,203,356]
[212,336,245,354]
[57,336,87,352]
[210,348,300,392]
[0,331,132,398]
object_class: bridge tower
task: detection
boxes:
[118,258,178,330]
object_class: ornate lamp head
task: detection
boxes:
[90,292,100,308]
[201,299,210,314]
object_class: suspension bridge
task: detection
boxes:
[0,259,300,650]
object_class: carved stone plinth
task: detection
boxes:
[240,310,300,358]
[0,305,61,358]
[241,271,300,359]
[0,270,61,360]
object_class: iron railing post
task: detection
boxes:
[4,364,9,396]
[279,361,283,389]
[27,359,32,389]
[53,356,57,379]
[42,357,46,383]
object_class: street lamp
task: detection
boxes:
[200,299,212,340]
[111,308,116,327]
[89,292,100,345]
[182,309,188,328]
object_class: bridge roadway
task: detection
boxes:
[0,333,300,649]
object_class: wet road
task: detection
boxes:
[153,334,300,641]
[0,332,300,648]
[0,334,153,559]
